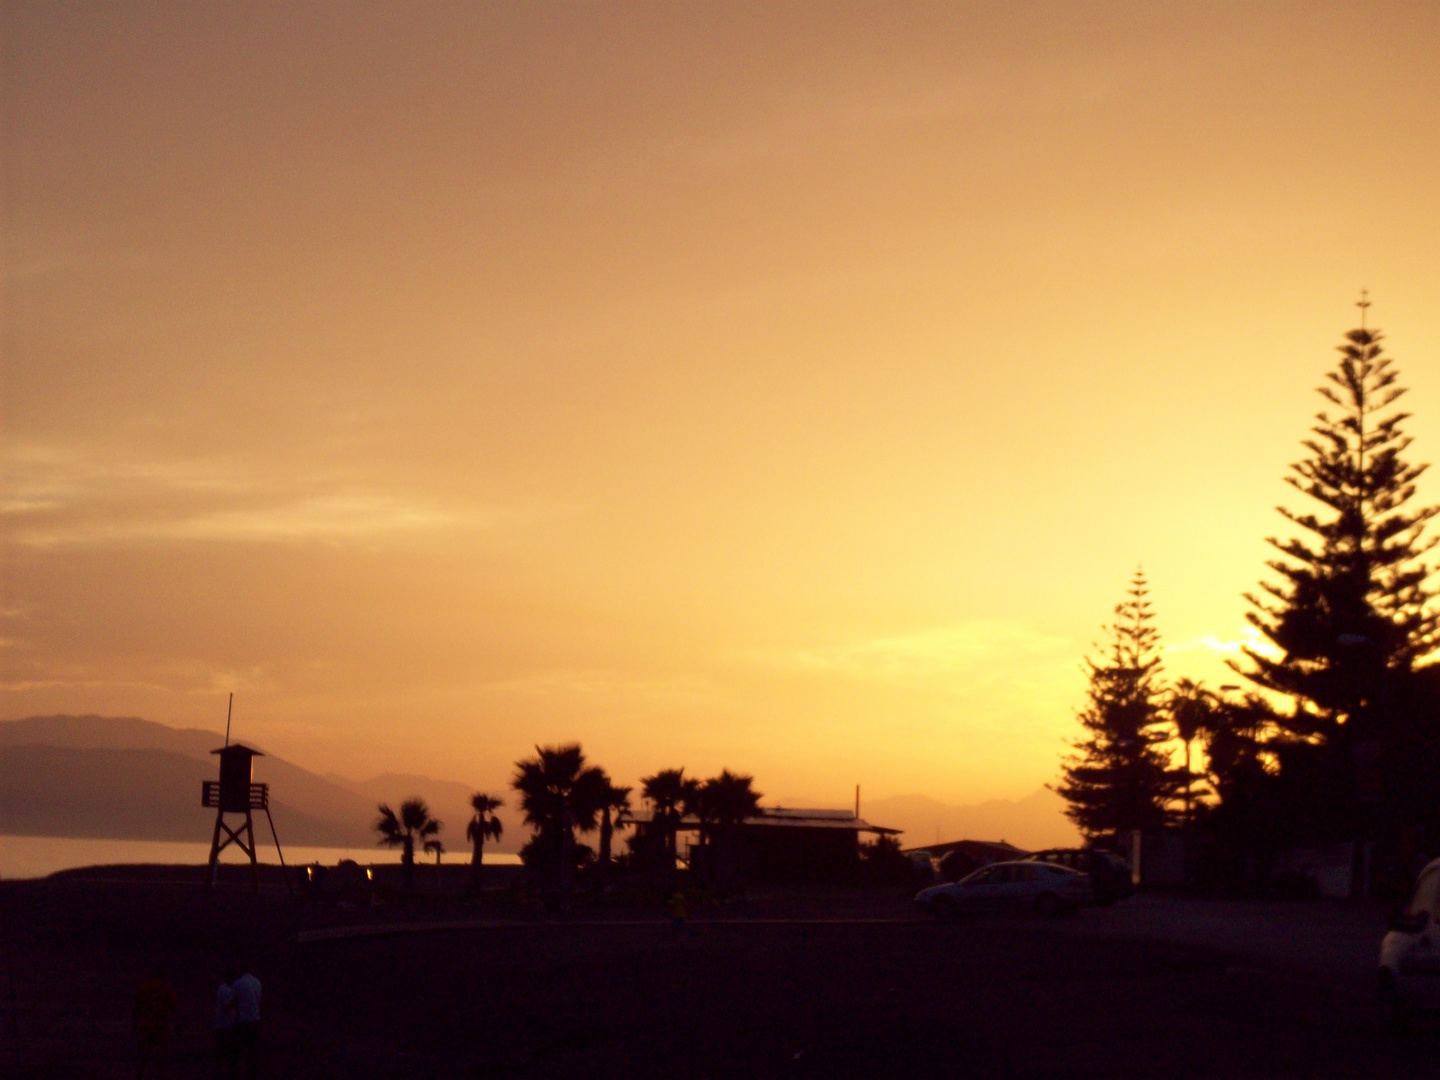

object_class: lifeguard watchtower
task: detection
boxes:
[202,742,287,890]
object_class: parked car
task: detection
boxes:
[1379,855,1440,1029]
[1022,848,1133,906]
[915,860,1093,919]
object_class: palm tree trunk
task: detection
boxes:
[660,813,676,889]
[1184,740,1193,825]
[470,834,484,896]
[402,837,414,890]
[599,808,613,885]
[559,806,574,903]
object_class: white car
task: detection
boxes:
[915,860,1093,919]
[1379,856,1440,1028]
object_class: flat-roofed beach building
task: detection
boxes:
[631,805,901,883]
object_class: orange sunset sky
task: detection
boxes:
[4,2,1440,811]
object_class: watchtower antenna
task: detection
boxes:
[224,692,233,748]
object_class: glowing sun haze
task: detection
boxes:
[5,3,1440,807]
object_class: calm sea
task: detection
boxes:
[0,835,521,880]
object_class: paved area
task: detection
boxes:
[2,879,1434,1078]
[1065,893,1391,980]
[296,894,1393,983]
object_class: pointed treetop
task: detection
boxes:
[1357,288,1370,331]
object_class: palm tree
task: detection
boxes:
[426,838,445,892]
[1169,678,1219,825]
[511,744,607,895]
[465,793,505,895]
[640,768,698,876]
[697,770,762,892]
[597,781,633,877]
[374,798,442,889]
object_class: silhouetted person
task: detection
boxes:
[232,963,262,1078]
[214,967,239,1079]
[133,966,178,1079]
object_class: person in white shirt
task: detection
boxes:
[214,968,238,1079]
[231,965,261,1078]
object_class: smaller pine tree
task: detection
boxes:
[1055,570,1183,842]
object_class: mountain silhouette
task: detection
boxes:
[859,789,1081,851]
[0,745,343,844]
[0,714,522,851]
[0,714,220,757]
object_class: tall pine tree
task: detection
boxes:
[1234,305,1440,743]
[1056,570,1182,842]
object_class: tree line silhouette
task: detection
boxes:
[1057,306,1440,892]
[372,747,766,894]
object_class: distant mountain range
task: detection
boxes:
[856,790,1081,852]
[0,715,524,852]
[1,714,1080,853]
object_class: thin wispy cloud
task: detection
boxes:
[481,668,717,705]
[776,622,1077,686]
[2,445,558,548]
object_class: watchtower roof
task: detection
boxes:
[211,743,265,758]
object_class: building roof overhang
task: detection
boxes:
[632,806,900,836]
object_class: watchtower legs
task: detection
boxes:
[208,808,261,891]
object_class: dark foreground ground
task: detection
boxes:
[0,872,1435,1079]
